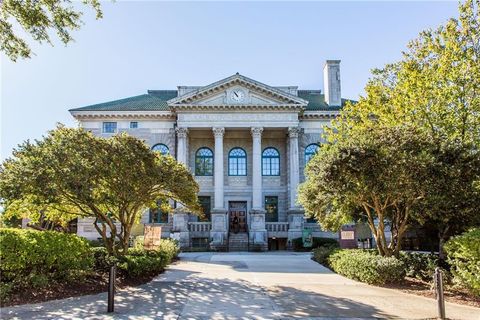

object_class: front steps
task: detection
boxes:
[228,232,249,251]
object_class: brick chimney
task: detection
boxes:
[323,60,341,107]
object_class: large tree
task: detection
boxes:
[299,126,434,257]
[1,0,103,61]
[0,125,200,255]
[321,0,480,255]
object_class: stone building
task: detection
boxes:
[70,60,353,250]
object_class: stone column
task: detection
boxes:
[251,127,264,211]
[210,127,228,250]
[212,127,225,211]
[288,127,301,209]
[173,127,189,248]
[287,127,303,246]
[250,128,267,250]
[176,127,188,165]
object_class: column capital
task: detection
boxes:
[250,127,264,138]
[212,127,225,137]
[176,127,188,138]
[288,127,301,138]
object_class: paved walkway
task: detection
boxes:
[1,252,479,319]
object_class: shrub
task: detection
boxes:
[328,249,405,285]
[444,228,480,296]
[118,239,179,278]
[399,252,438,281]
[0,228,94,289]
[312,245,339,266]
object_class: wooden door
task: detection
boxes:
[229,201,247,232]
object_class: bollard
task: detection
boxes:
[107,264,116,313]
[435,267,446,320]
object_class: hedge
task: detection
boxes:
[327,250,405,285]
[444,228,480,296]
[312,245,339,266]
[93,238,180,278]
[399,251,438,281]
[292,237,339,251]
[0,228,93,296]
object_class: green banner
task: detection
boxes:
[302,228,313,248]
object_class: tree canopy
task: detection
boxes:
[1,0,103,61]
[304,0,480,256]
[299,126,435,257]
[0,125,200,255]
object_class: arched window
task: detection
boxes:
[262,147,280,176]
[195,147,213,176]
[228,148,247,176]
[305,144,319,163]
[152,143,169,156]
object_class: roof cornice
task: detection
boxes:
[300,111,340,119]
[172,104,305,112]
[70,110,175,120]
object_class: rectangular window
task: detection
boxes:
[130,121,138,129]
[149,200,168,223]
[198,196,211,221]
[265,196,278,222]
[102,122,117,133]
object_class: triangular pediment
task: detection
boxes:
[168,74,308,109]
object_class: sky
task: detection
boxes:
[1,1,459,160]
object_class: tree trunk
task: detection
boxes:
[438,225,450,261]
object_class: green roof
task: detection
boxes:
[70,89,354,112]
[297,90,354,111]
[69,91,177,112]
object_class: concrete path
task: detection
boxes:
[1,252,479,320]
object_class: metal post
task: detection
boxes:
[107,264,116,313]
[435,267,445,320]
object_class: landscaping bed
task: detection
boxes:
[0,228,180,307]
[311,230,480,308]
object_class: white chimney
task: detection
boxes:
[323,60,341,107]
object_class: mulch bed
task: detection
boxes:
[1,271,159,308]
[383,277,480,308]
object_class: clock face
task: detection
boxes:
[231,89,245,102]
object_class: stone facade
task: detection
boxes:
[70,61,349,250]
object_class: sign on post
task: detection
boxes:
[144,225,162,250]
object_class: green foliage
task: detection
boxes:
[312,245,339,266]
[299,126,436,257]
[117,239,179,278]
[0,228,93,289]
[444,228,480,295]
[0,125,200,256]
[319,0,480,257]
[328,250,406,285]
[0,0,103,61]
[399,252,438,281]
[292,237,339,251]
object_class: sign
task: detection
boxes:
[340,231,355,240]
[144,225,162,250]
[302,228,313,248]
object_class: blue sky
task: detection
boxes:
[1,1,459,160]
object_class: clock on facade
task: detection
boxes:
[230,89,246,102]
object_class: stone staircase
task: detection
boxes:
[228,232,249,251]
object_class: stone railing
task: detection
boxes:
[266,222,289,233]
[188,222,212,233]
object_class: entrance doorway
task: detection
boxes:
[228,201,247,233]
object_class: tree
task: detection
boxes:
[332,0,480,146]
[299,126,434,257]
[415,141,480,259]
[1,0,103,62]
[0,125,201,256]
[322,0,480,256]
